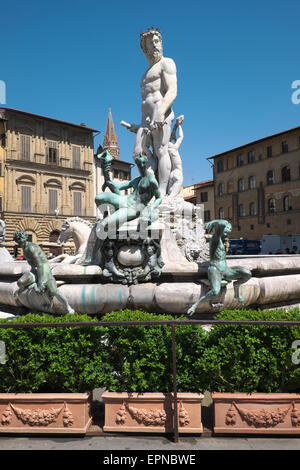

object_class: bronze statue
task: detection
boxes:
[187,220,252,316]
[13,231,75,314]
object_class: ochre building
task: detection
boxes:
[208,126,300,240]
[0,107,97,256]
[180,180,215,222]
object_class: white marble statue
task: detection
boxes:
[167,114,184,197]
[121,28,177,197]
[50,217,92,264]
[0,219,13,262]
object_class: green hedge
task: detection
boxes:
[100,310,207,393]
[0,308,300,394]
[199,308,300,393]
[0,313,107,393]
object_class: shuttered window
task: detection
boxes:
[47,141,58,165]
[21,135,30,161]
[49,189,58,213]
[72,146,81,169]
[21,186,31,212]
[73,191,82,215]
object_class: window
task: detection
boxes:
[249,202,256,216]
[267,170,275,185]
[267,146,272,158]
[49,189,58,213]
[204,210,211,222]
[217,160,224,172]
[73,191,82,215]
[200,192,208,202]
[219,207,224,219]
[282,166,291,182]
[47,141,58,165]
[238,178,244,192]
[287,219,292,225]
[283,195,292,211]
[113,169,119,179]
[72,146,81,169]
[249,175,256,189]
[21,134,30,161]
[282,141,288,153]
[21,186,31,212]
[238,204,245,217]
[268,198,276,214]
[237,154,244,167]
[248,150,255,163]
[218,183,224,196]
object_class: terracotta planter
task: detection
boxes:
[0,392,92,434]
[102,392,204,433]
[213,392,300,434]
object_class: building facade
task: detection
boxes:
[94,108,133,214]
[181,180,215,222]
[209,126,300,240]
[0,107,97,255]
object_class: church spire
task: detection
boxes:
[103,107,120,159]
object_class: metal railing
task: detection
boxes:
[1,317,300,442]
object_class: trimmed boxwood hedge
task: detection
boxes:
[199,308,300,393]
[0,313,108,393]
[0,308,300,394]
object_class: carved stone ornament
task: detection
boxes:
[1,401,74,427]
[101,237,164,285]
[116,401,190,427]
[225,401,292,428]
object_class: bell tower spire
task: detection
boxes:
[103,107,120,160]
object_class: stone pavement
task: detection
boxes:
[0,434,300,451]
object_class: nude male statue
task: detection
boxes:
[13,231,75,314]
[121,28,177,197]
[187,220,252,316]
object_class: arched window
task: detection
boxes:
[282,166,291,182]
[267,170,275,185]
[249,202,256,216]
[283,195,292,211]
[218,183,224,196]
[238,178,244,192]
[268,198,276,214]
[217,160,224,172]
[249,175,256,189]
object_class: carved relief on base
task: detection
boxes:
[213,393,300,434]
[0,393,91,434]
[103,392,203,434]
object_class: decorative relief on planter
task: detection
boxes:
[1,401,74,427]
[115,400,190,427]
[1,407,12,426]
[225,401,292,428]
[291,402,300,427]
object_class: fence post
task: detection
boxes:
[171,323,179,443]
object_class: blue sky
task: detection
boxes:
[1,0,300,185]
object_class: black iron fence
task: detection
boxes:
[1,318,300,442]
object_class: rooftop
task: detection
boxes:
[207,125,300,160]
[0,107,99,133]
